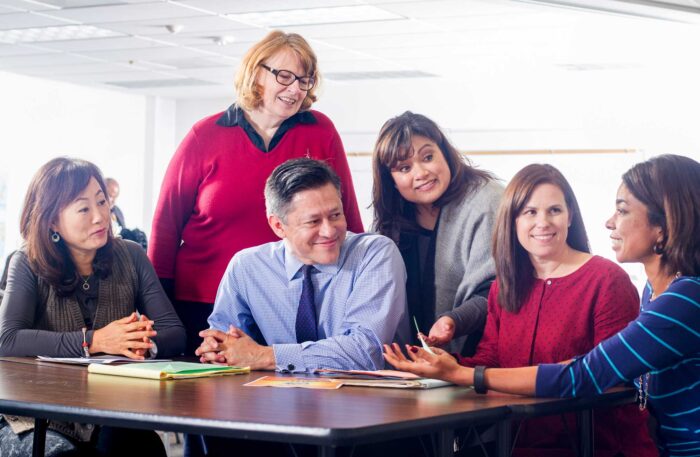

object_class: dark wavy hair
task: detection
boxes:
[371,111,494,241]
[494,164,590,313]
[20,157,113,295]
[622,154,700,276]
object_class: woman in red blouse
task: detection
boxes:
[148,31,363,358]
[457,164,655,456]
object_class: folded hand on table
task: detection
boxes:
[196,325,274,370]
[132,313,153,358]
[90,312,156,359]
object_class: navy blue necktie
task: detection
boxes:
[295,265,318,343]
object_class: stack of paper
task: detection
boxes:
[313,368,452,389]
[38,355,169,365]
[88,361,250,380]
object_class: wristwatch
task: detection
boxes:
[473,365,488,394]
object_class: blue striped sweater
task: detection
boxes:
[537,276,700,457]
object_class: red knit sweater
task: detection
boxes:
[459,256,657,457]
[148,109,363,304]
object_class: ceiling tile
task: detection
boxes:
[36,35,166,51]
[19,61,139,75]
[377,0,530,18]
[99,14,253,36]
[0,42,56,56]
[44,2,205,24]
[176,65,235,82]
[161,28,267,48]
[0,0,695,99]
[79,44,207,61]
[37,0,156,7]
[285,18,438,39]
[0,1,60,12]
[319,58,407,73]
[177,0,358,15]
[320,31,458,50]
[0,51,95,68]
[0,12,72,29]
[187,40,261,58]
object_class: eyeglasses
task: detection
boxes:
[261,64,315,91]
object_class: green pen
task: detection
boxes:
[412,316,436,355]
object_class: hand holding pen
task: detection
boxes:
[413,316,436,355]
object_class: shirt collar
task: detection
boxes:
[216,103,317,128]
[282,241,345,281]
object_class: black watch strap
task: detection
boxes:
[474,365,488,394]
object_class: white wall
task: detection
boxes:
[0,70,151,259]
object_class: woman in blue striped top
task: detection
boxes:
[385,154,700,457]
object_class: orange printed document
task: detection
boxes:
[245,376,342,390]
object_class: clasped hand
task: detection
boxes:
[91,312,156,360]
[195,325,274,370]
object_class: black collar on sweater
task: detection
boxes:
[216,103,317,152]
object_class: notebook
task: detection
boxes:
[87,361,249,380]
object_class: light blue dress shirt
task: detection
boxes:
[209,232,410,373]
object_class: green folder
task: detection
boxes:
[88,361,249,380]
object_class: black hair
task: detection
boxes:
[264,158,342,221]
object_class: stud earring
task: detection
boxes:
[51,231,61,243]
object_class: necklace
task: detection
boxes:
[637,372,650,410]
[81,275,91,291]
[650,272,682,300]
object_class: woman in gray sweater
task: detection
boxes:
[372,112,503,355]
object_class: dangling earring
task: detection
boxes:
[653,242,664,255]
[51,231,61,243]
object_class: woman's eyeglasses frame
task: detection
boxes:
[261,64,315,91]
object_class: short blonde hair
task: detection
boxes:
[235,30,320,112]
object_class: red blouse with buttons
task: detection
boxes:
[459,255,657,457]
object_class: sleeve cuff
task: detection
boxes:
[273,343,307,373]
[536,363,565,397]
[148,341,159,359]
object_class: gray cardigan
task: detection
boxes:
[435,179,503,353]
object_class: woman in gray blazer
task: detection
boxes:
[372,112,503,355]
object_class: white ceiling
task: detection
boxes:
[0,0,698,99]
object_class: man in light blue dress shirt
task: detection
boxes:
[196,158,409,373]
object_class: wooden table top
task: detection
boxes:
[0,358,634,446]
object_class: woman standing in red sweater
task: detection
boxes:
[456,164,655,456]
[149,31,363,357]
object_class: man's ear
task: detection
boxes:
[268,214,286,239]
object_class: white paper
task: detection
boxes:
[37,355,171,365]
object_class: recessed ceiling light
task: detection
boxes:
[165,24,184,34]
[213,35,235,46]
[0,25,122,44]
[225,5,403,27]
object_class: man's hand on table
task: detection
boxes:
[196,325,275,370]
